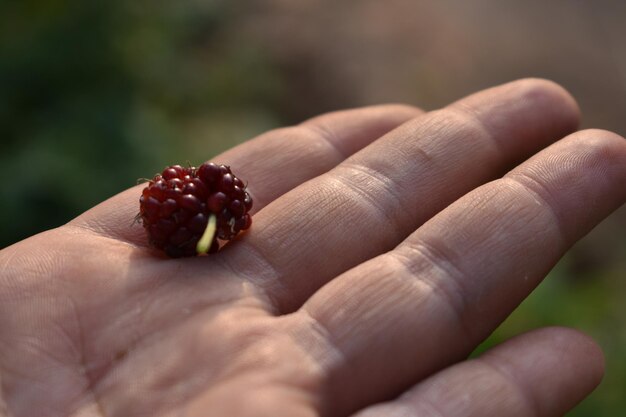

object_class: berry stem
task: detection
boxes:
[196,213,217,255]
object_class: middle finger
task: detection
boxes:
[224,79,580,313]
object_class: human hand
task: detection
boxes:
[1,79,625,417]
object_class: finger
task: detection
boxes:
[353,327,604,417]
[69,104,422,245]
[299,129,626,415]
[227,78,580,312]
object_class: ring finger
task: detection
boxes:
[69,104,422,245]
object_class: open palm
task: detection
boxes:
[2,79,625,417]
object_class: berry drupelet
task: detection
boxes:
[139,162,252,257]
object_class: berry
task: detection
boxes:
[139,163,252,257]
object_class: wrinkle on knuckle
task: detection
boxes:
[332,163,410,240]
[297,309,351,380]
[299,124,348,161]
[392,240,475,345]
[501,175,568,246]
[442,106,501,152]
[476,357,541,417]
[220,243,286,315]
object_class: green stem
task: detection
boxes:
[196,213,217,255]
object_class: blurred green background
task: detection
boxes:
[1,0,624,415]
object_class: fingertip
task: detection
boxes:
[354,326,606,417]
[539,326,606,388]
[513,78,581,129]
[448,78,582,160]
[503,126,626,245]
[574,128,626,162]
[482,326,605,416]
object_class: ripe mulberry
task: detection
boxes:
[139,163,252,257]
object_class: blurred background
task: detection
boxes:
[1,0,625,414]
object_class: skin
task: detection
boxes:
[0,78,625,417]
